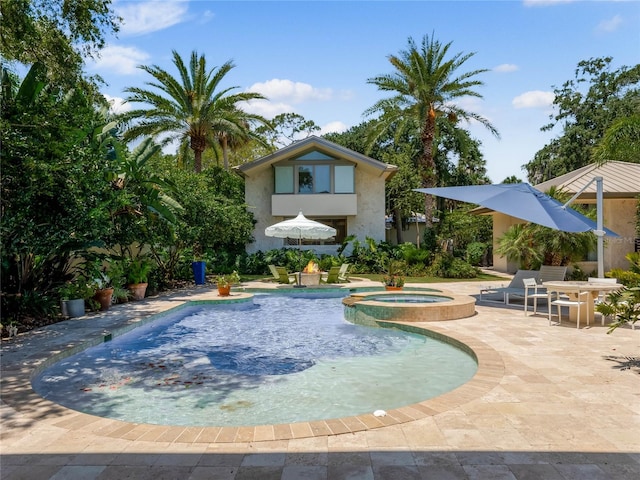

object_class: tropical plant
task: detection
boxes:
[126,258,153,285]
[57,276,95,301]
[382,260,406,287]
[87,257,125,291]
[215,271,240,288]
[212,105,272,170]
[121,50,269,173]
[365,32,499,228]
[593,115,640,163]
[1,62,120,303]
[595,287,640,333]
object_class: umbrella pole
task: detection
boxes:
[294,235,306,288]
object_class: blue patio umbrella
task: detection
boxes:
[415,182,618,278]
[415,183,617,235]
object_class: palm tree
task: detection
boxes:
[120,50,267,173]
[212,105,272,170]
[366,33,499,227]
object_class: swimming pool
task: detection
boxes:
[32,292,477,427]
[364,294,448,303]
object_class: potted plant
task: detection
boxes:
[215,271,240,297]
[58,276,94,318]
[383,273,405,290]
[90,258,125,311]
[382,260,405,291]
[126,258,153,301]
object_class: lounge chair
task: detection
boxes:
[479,269,539,304]
[268,265,296,284]
[538,265,567,283]
[337,263,351,283]
[321,266,341,284]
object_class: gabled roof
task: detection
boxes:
[234,135,397,180]
[534,161,640,199]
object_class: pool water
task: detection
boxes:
[32,293,477,427]
[366,294,448,303]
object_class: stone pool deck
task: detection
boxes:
[1,278,639,479]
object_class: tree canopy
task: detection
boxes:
[0,0,120,87]
[525,57,640,182]
[120,50,269,173]
[365,33,498,227]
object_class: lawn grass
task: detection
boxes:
[240,272,506,284]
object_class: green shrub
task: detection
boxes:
[465,242,488,266]
[428,253,478,279]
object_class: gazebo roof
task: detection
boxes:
[534,161,640,199]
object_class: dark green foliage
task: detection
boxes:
[524,57,640,182]
[428,253,478,279]
[437,206,492,259]
[0,0,120,87]
[1,290,59,326]
[1,64,120,301]
[465,242,489,266]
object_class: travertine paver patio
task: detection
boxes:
[1,278,639,480]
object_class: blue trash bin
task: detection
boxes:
[192,261,206,285]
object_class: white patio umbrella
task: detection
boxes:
[265,212,336,287]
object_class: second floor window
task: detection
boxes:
[298,165,330,193]
[274,164,354,194]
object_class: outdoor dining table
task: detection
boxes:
[542,280,623,325]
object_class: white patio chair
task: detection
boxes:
[523,277,547,316]
[588,277,618,326]
[548,289,590,329]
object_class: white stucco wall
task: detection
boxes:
[245,164,388,254]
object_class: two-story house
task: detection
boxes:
[235,136,397,255]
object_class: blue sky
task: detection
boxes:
[89,0,640,183]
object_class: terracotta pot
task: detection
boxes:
[217,285,231,297]
[94,288,114,311]
[128,283,148,301]
[385,286,403,291]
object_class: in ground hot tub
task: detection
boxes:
[343,290,476,324]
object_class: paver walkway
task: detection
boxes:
[1,279,638,479]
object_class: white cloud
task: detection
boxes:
[199,9,215,24]
[494,64,519,73]
[596,14,623,33]
[103,94,130,114]
[512,90,555,109]
[89,45,150,75]
[242,99,295,119]
[248,79,333,104]
[523,0,575,6]
[115,0,189,36]
[320,121,348,135]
